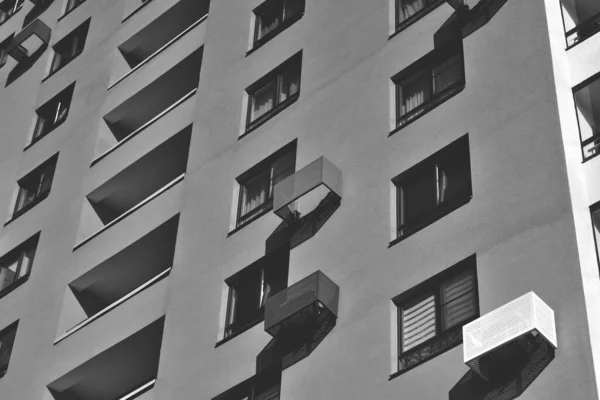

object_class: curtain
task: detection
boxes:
[437,165,448,204]
[278,69,300,103]
[240,169,270,217]
[440,271,476,330]
[398,0,426,23]
[400,73,429,116]
[283,0,303,20]
[402,295,436,352]
[251,82,276,122]
[258,8,281,40]
[433,54,462,94]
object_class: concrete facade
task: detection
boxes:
[0,0,599,399]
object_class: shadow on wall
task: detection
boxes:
[449,334,555,400]
[6,43,47,87]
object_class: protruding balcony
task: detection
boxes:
[5,17,50,62]
[265,270,339,336]
[273,156,342,223]
[562,0,600,47]
[462,292,557,381]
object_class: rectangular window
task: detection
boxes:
[65,0,85,14]
[0,322,18,379]
[393,42,464,130]
[49,19,89,75]
[0,234,39,297]
[32,83,75,144]
[393,135,471,242]
[236,142,296,228]
[246,52,301,131]
[13,154,58,219]
[253,0,305,48]
[394,255,478,374]
[224,248,289,339]
[0,0,23,25]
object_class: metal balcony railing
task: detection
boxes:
[264,270,339,336]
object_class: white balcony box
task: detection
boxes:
[273,156,342,222]
[462,292,557,380]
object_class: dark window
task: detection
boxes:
[396,0,443,31]
[393,42,464,130]
[0,0,23,25]
[246,52,301,131]
[49,19,89,75]
[236,142,296,228]
[562,0,600,47]
[213,370,281,400]
[393,255,478,374]
[253,0,305,48]
[0,322,18,379]
[573,72,600,161]
[393,135,471,241]
[0,234,39,297]
[224,249,289,339]
[13,154,58,219]
[65,0,85,14]
[32,83,75,144]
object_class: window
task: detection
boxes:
[393,255,478,374]
[0,234,39,298]
[573,72,600,161]
[393,135,471,242]
[224,248,289,339]
[393,42,464,131]
[12,154,58,220]
[0,322,18,379]
[0,0,23,25]
[31,83,75,144]
[396,0,443,31]
[253,0,305,48]
[246,52,301,131]
[49,19,89,75]
[64,0,85,14]
[213,370,281,400]
[236,142,296,228]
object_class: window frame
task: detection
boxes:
[0,321,18,379]
[573,71,600,162]
[30,83,75,147]
[392,255,479,377]
[251,0,305,52]
[10,154,58,222]
[391,134,472,245]
[244,52,302,134]
[47,19,90,77]
[234,141,297,230]
[0,234,39,299]
[391,41,465,134]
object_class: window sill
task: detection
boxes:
[388,194,472,249]
[122,0,155,23]
[389,81,465,137]
[241,94,299,140]
[389,0,445,41]
[23,120,66,151]
[246,12,304,57]
[57,1,86,22]
[0,276,30,300]
[215,315,265,348]
[227,204,273,237]
[4,191,50,227]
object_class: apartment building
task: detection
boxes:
[0,0,598,398]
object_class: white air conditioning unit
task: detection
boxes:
[462,292,557,380]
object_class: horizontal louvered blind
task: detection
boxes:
[440,271,476,330]
[402,295,436,352]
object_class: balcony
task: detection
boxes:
[55,216,178,344]
[574,74,600,160]
[462,292,557,381]
[74,127,190,249]
[98,47,201,159]
[273,156,342,223]
[110,0,208,89]
[3,17,50,85]
[563,0,600,47]
[48,317,164,400]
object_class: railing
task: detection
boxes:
[582,133,600,160]
[91,88,197,166]
[73,173,185,251]
[566,10,600,48]
[55,268,171,344]
[108,13,207,90]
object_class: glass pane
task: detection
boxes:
[240,169,270,217]
[18,250,33,279]
[402,295,436,352]
[398,0,426,23]
[400,165,438,227]
[15,187,35,213]
[257,5,282,40]
[436,154,470,203]
[441,271,476,330]
[433,54,462,94]
[0,327,16,372]
[283,0,303,20]
[0,260,18,291]
[250,81,277,122]
[278,67,300,103]
[398,72,431,116]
